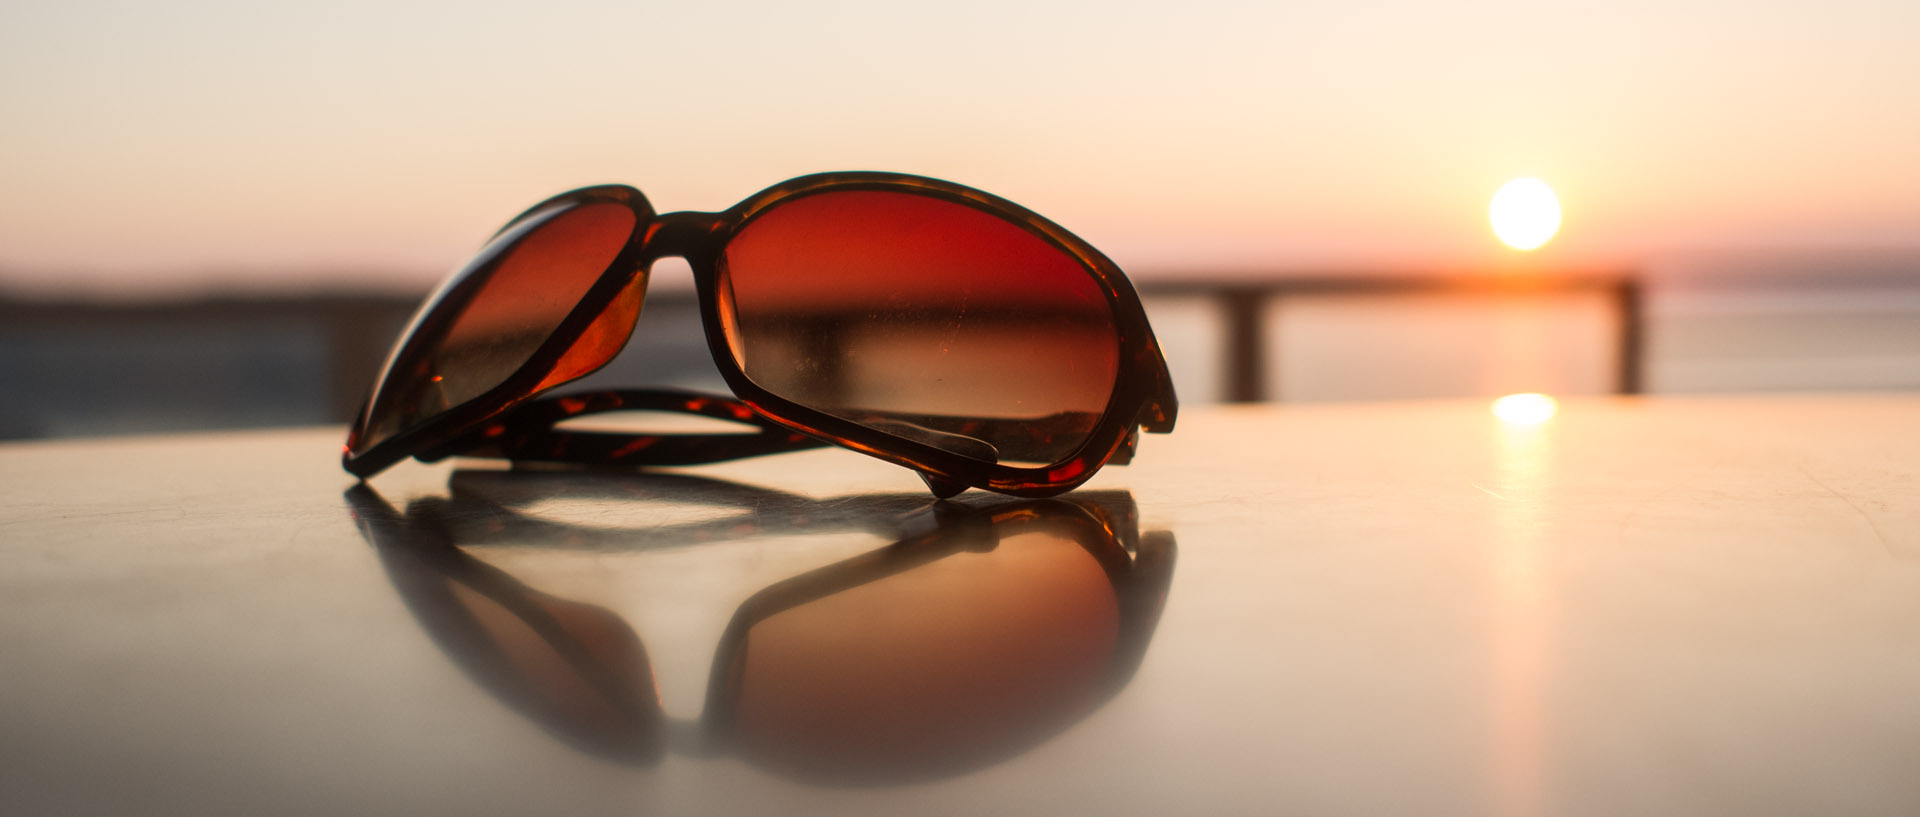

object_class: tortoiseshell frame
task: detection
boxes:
[440,389,830,468]
[343,172,1178,498]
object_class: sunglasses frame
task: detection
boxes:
[344,172,1177,497]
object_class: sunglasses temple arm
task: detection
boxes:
[429,390,1148,472]
[429,389,829,468]
[1136,335,1179,434]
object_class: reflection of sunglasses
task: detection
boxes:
[346,478,1174,784]
[342,173,1179,498]
[436,469,973,551]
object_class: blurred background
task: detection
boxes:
[2,0,1916,439]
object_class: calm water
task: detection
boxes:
[4,277,1918,440]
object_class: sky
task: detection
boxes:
[1,0,1916,296]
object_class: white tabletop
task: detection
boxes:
[3,395,1917,816]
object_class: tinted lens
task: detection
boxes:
[726,524,1122,781]
[349,202,638,455]
[720,190,1120,467]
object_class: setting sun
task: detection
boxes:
[1489,178,1562,251]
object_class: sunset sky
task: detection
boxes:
[2,0,1915,295]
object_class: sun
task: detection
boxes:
[1489,178,1561,251]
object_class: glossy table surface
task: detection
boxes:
[4,395,1918,816]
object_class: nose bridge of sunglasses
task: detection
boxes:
[533,211,731,394]
[640,211,731,266]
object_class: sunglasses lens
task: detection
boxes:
[726,525,1121,780]
[720,190,1120,467]
[348,202,638,456]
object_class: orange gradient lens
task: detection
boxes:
[350,202,638,455]
[719,191,1120,467]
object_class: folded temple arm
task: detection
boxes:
[425,389,830,468]
[424,388,1134,469]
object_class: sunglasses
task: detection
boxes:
[342,172,1177,497]
[347,474,1175,781]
